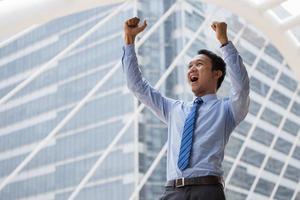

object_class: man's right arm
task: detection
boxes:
[122,17,177,124]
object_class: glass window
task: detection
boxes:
[250,77,270,96]
[291,101,300,117]
[265,157,284,175]
[184,11,204,32]
[0,173,55,199]
[284,164,300,182]
[225,190,247,200]
[241,147,265,167]
[274,137,292,154]
[261,108,283,127]
[229,166,255,190]
[234,120,251,136]
[226,15,243,33]
[278,73,298,92]
[256,59,278,79]
[249,99,261,115]
[186,0,205,12]
[236,44,256,66]
[292,146,300,160]
[223,160,233,178]
[283,119,300,136]
[254,178,275,197]
[225,136,243,158]
[242,27,265,49]
[270,90,291,109]
[251,126,273,146]
[264,43,284,63]
[274,186,294,200]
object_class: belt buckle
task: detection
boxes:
[175,178,185,187]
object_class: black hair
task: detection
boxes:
[197,49,226,90]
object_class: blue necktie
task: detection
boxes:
[177,97,203,171]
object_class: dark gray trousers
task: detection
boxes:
[159,184,226,200]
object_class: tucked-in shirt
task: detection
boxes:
[121,41,250,181]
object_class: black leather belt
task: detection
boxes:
[165,175,224,189]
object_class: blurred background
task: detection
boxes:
[0,0,299,199]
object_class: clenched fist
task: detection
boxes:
[211,22,228,45]
[124,17,147,44]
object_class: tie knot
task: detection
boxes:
[194,97,203,104]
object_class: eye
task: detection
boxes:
[196,63,203,66]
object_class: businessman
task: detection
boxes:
[122,17,250,200]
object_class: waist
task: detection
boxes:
[165,175,224,189]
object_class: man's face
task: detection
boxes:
[186,54,217,96]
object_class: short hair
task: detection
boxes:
[197,49,226,90]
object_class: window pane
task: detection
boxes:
[261,108,283,127]
[242,27,265,49]
[237,44,256,66]
[250,77,270,96]
[254,178,275,197]
[256,59,278,79]
[249,99,261,115]
[265,157,284,175]
[226,15,243,33]
[284,165,300,182]
[264,43,284,63]
[283,119,300,136]
[229,166,255,190]
[278,73,297,92]
[251,126,273,146]
[292,146,300,160]
[270,90,291,109]
[225,136,243,158]
[274,137,292,154]
[241,147,265,167]
[291,101,300,117]
[235,120,252,136]
[274,186,294,200]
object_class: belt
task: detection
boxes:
[165,175,224,189]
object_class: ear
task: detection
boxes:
[213,70,223,80]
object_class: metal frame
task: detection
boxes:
[67,3,180,199]
[0,1,130,106]
[201,0,300,81]
[268,86,300,199]
[0,1,130,192]
[245,79,299,199]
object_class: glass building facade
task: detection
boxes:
[0,0,299,199]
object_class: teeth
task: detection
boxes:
[190,75,198,82]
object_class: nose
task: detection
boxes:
[189,65,197,72]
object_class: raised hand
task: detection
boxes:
[124,17,147,44]
[211,21,228,45]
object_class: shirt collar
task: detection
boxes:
[194,93,218,104]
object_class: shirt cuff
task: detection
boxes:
[220,41,238,59]
[122,44,136,57]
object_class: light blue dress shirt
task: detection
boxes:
[121,41,250,181]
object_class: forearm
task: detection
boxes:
[121,45,142,91]
[124,34,135,45]
[121,45,175,124]
[221,41,249,92]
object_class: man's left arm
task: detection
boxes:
[211,21,250,126]
[221,41,250,125]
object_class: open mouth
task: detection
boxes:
[190,76,198,83]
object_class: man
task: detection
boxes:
[122,17,250,200]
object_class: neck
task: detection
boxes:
[195,89,216,97]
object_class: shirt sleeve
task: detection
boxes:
[221,41,250,126]
[121,44,177,124]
